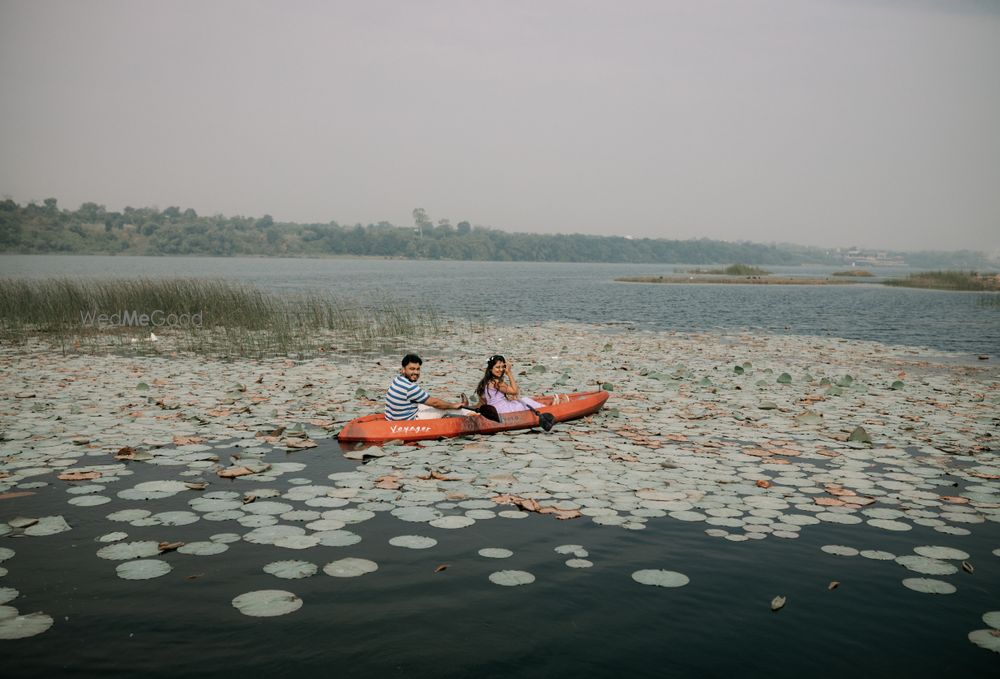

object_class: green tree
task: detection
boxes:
[412,208,432,238]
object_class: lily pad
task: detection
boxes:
[895,555,958,576]
[116,559,172,580]
[478,548,513,559]
[901,578,956,594]
[389,535,438,549]
[177,541,229,556]
[848,427,871,443]
[968,629,1000,654]
[488,570,535,586]
[632,570,690,587]
[315,530,362,547]
[232,589,303,617]
[0,611,54,639]
[821,545,859,556]
[429,516,475,529]
[323,558,378,578]
[23,516,72,536]
[96,541,161,560]
[97,532,128,543]
[913,545,970,561]
[859,550,896,561]
[263,561,318,579]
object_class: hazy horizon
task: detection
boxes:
[2,0,998,253]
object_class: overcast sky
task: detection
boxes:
[1,0,998,252]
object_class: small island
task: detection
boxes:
[619,266,1000,290]
[617,263,862,285]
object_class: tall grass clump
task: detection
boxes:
[721,264,771,276]
[684,264,772,276]
[883,270,1000,291]
[0,278,448,358]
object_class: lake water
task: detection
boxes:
[1,254,997,356]
[2,254,999,677]
[4,438,998,679]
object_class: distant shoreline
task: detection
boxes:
[615,275,863,286]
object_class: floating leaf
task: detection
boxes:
[901,578,956,594]
[177,541,229,556]
[429,516,475,529]
[434,564,449,573]
[388,535,437,549]
[478,548,513,559]
[860,550,896,561]
[821,545,859,557]
[0,612,54,639]
[913,546,970,561]
[23,516,72,537]
[847,426,871,443]
[232,590,302,617]
[794,411,823,425]
[116,559,172,580]
[631,570,689,588]
[58,471,101,481]
[896,555,958,576]
[323,558,378,578]
[968,629,1000,654]
[263,561,317,579]
[828,581,840,590]
[97,541,161,561]
[771,595,786,611]
[489,570,535,586]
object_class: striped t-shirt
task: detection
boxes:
[385,373,429,420]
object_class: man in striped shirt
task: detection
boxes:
[385,353,470,421]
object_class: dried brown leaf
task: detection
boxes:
[0,491,35,501]
[218,466,254,478]
[57,471,102,481]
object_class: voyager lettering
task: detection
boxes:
[389,425,432,434]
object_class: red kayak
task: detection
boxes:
[337,390,610,443]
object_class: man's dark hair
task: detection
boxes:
[401,353,422,367]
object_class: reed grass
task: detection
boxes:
[682,264,772,276]
[0,278,449,358]
[883,270,1000,291]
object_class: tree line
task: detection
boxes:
[0,198,992,268]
